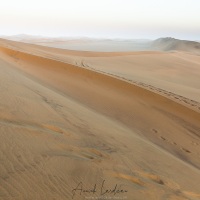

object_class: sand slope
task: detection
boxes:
[0,39,200,200]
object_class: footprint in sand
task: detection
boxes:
[160,136,166,141]
[152,128,158,133]
[181,147,191,154]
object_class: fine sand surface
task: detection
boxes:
[0,38,200,200]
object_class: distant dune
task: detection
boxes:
[0,34,152,51]
[2,35,200,54]
[0,38,200,200]
[151,37,200,53]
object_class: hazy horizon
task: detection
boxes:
[0,0,199,40]
[1,34,200,42]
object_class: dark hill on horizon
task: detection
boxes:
[151,37,200,53]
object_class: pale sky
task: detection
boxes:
[0,0,199,40]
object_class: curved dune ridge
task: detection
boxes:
[0,39,200,200]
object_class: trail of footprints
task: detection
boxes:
[73,61,200,158]
[151,128,200,156]
[80,60,200,113]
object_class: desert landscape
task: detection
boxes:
[0,37,200,200]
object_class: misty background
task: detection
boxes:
[0,0,199,40]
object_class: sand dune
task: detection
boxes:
[152,37,200,53]
[1,35,152,52]
[0,39,200,200]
